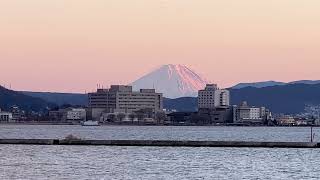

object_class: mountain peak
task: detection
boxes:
[131,64,209,98]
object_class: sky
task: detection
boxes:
[0,0,320,93]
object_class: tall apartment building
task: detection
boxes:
[198,84,230,109]
[88,85,163,118]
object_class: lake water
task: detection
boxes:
[0,125,319,142]
[1,125,320,179]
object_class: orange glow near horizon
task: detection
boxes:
[0,0,320,92]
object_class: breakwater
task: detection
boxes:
[0,139,319,148]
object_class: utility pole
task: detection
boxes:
[318,105,320,125]
[310,126,315,142]
[311,126,313,142]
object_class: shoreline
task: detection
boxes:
[0,122,319,127]
[0,139,318,148]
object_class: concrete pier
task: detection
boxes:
[0,139,55,145]
[0,139,319,148]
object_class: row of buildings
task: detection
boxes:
[2,83,316,126]
[0,106,24,122]
[0,84,275,125]
[192,84,272,125]
[80,84,272,125]
[46,85,164,124]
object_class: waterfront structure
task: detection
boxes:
[49,108,86,122]
[10,105,23,121]
[88,85,163,120]
[167,112,195,125]
[48,109,64,121]
[277,116,296,126]
[234,101,270,124]
[197,84,232,123]
[66,108,86,121]
[198,107,234,124]
[0,109,13,122]
[295,118,314,126]
[198,84,230,109]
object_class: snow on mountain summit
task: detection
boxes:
[130,64,209,98]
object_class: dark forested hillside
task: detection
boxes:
[230,83,320,114]
[3,83,320,114]
[164,83,320,114]
[0,86,54,112]
[22,91,87,106]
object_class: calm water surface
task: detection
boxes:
[0,125,319,142]
[0,145,320,180]
[1,125,320,179]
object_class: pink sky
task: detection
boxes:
[1,0,319,93]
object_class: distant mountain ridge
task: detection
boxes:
[232,81,286,89]
[22,91,87,106]
[0,86,54,112]
[230,83,320,114]
[231,80,320,89]
[289,80,320,85]
[131,64,209,98]
[165,83,320,114]
[163,97,198,112]
[2,83,320,114]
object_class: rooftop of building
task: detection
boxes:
[92,85,159,94]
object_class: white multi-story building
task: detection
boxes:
[66,108,87,121]
[0,109,13,122]
[89,85,163,119]
[234,101,269,123]
[249,108,261,120]
[198,84,230,109]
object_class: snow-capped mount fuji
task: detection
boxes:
[131,64,209,98]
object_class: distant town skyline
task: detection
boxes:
[1,0,320,93]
